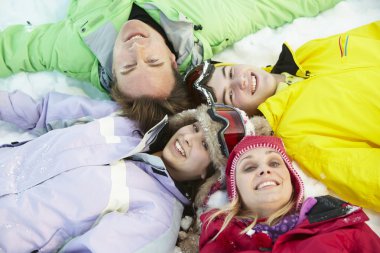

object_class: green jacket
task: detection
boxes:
[0,0,341,93]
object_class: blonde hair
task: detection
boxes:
[205,191,296,240]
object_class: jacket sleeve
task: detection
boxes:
[275,221,380,253]
[0,90,118,134]
[0,21,97,83]
[59,209,180,253]
[162,0,343,59]
[274,207,380,253]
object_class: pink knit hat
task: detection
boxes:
[226,136,304,211]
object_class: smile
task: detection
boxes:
[175,140,186,157]
[126,34,146,42]
[249,73,257,95]
[255,180,278,190]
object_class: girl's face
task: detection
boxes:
[235,148,293,218]
[207,64,278,116]
[163,123,211,182]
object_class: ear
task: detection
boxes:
[170,53,178,69]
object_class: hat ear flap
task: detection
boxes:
[168,109,197,130]
[194,170,222,208]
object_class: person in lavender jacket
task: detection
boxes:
[0,90,254,253]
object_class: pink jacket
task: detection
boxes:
[199,196,380,253]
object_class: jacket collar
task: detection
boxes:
[123,115,168,157]
[271,43,299,75]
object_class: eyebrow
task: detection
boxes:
[239,150,279,163]
[265,150,279,155]
[120,65,136,75]
[222,66,227,78]
[240,154,252,163]
[222,88,227,104]
[221,66,227,104]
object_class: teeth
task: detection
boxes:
[257,181,276,190]
[251,74,257,95]
[129,35,144,41]
[175,141,185,157]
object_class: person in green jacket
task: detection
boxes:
[0,0,341,131]
[185,21,380,212]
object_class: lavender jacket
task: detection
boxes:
[0,91,189,253]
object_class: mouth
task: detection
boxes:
[249,72,258,95]
[126,33,146,42]
[175,140,186,157]
[255,180,279,190]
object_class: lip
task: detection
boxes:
[174,139,186,158]
[255,179,279,191]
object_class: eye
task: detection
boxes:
[269,160,281,168]
[228,90,233,104]
[202,140,209,150]
[147,58,159,64]
[193,123,199,133]
[242,164,258,173]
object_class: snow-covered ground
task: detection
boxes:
[1,0,379,237]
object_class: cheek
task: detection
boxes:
[116,77,137,98]
[193,150,210,169]
[113,42,124,59]
[280,173,293,202]
[233,94,257,115]
[283,180,293,200]
[236,175,252,196]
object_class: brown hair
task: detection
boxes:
[111,67,191,133]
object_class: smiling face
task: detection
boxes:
[112,20,177,100]
[206,65,280,116]
[162,123,212,182]
[235,147,293,218]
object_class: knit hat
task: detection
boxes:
[169,104,255,175]
[226,136,304,211]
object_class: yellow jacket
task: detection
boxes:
[259,21,380,211]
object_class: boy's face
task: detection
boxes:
[163,123,211,182]
[206,65,278,116]
[235,147,292,218]
[112,20,177,101]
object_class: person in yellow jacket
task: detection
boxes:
[185,21,380,212]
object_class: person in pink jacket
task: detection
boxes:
[199,136,380,253]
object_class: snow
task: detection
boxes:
[0,0,379,241]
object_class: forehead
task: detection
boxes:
[178,121,199,131]
[118,66,174,99]
[238,147,281,162]
[206,67,225,100]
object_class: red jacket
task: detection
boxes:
[199,196,380,253]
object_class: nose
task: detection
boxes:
[183,133,192,147]
[183,131,202,147]
[232,75,248,90]
[258,168,271,176]
[128,41,145,56]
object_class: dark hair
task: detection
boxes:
[111,67,191,133]
[177,162,216,214]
